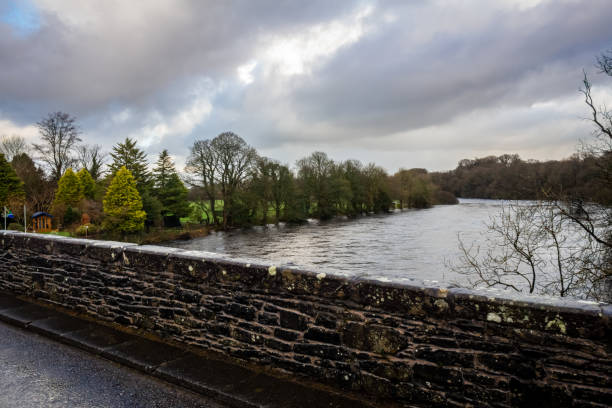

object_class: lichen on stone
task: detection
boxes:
[487,312,502,323]
[545,316,567,334]
[434,299,449,311]
[268,265,277,276]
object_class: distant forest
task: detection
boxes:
[431,153,612,204]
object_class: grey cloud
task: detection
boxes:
[281,0,612,139]
[0,0,359,122]
[0,0,610,172]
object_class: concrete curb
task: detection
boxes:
[0,293,380,408]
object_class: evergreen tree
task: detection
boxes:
[152,150,189,220]
[158,173,190,218]
[153,149,175,190]
[140,190,163,227]
[53,168,82,208]
[108,138,162,226]
[0,152,25,208]
[108,138,150,190]
[103,166,146,234]
[76,168,96,199]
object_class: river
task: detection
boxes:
[162,199,508,287]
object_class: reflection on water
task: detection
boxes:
[162,199,506,285]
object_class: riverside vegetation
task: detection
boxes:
[0,125,457,243]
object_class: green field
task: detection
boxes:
[181,200,225,224]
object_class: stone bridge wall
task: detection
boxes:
[0,231,610,407]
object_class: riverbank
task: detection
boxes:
[41,225,211,245]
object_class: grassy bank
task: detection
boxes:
[40,225,211,245]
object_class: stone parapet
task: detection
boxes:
[0,231,610,407]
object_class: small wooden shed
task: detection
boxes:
[32,212,53,233]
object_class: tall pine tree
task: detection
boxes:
[153,150,189,219]
[158,173,190,218]
[153,149,175,191]
[108,138,150,190]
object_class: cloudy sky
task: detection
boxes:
[1,0,611,172]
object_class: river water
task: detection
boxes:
[162,199,506,287]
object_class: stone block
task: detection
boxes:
[225,302,257,321]
[274,328,300,342]
[279,309,309,331]
[258,312,279,326]
[415,347,474,368]
[413,363,464,387]
[314,312,338,329]
[304,327,341,345]
[293,343,351,361]
[342,322,406,354]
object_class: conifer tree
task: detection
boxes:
[0,152,25,209]
[108,138,161,226]
[53,168,82,208]
[158,173,190,218]
[152,150,189,219]
[153,149,175,191]
[103,166,146,234]
[76,168,96,199]
[108,138,150,190]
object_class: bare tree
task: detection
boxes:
[33,112,82,181]
[212,132,257,229]
[77,144,107,181]
[185,139,219,225]
[597,48,612,75]
[269,161,295,223]
[0,135,27,162]
[454,202,605,299]
[297,151,337,219]
[185,132,257,228]
[454,50,612,301]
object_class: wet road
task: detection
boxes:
[0,321,225,408]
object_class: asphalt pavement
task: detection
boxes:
[0,294,377,408]
[0,320,227,408]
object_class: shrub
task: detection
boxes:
[7,223,23,231]
[64,206,81,225]
[75,224,99,237]
[103,166,146,234]
[434,190,459,205]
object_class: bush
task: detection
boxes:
[7,223,23,231]
[64,206,81,225]
[434,190,459,205]
[102,167,146,234]
[75,224,99,237]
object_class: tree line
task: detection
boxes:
[183,132,458,229]
[431,153,612,204]
[0,119,457,236]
